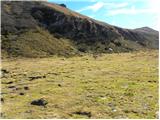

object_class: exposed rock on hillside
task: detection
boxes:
[1,1,159,57]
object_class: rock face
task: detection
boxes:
[1,1,159,57]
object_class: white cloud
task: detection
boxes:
[107,0,160,16]
[77,2,104,12]
[147,0,160,15]
[112,3,128,8]
[107,6,158,16]
[77,1,128,12]
[76,0,160,16]
[104,2,128,9]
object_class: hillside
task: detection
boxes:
[1,1,159,57]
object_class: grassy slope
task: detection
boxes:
[1,50,158,119]
[1,2,158,58]
[2,28,77,58]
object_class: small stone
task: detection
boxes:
[19,92,24,95]
[31,98,48,106]
[1,98,4,103]
[58,84,62,87]
[15,87,21,90]
[6,81,13,84]
[73,111,91,118]
[29,75,46,81]
[108,102,114,108]
[112,109,117,112]
[1,69,9,74]
[24,86,29,90]
[8,86,15,88]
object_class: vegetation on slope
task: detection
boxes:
[2,28,77,58]
[1,1,159,57]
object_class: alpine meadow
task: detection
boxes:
[1,1,159,119]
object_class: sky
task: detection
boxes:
[48,0,160,30]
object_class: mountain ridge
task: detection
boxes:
[1,1,159,57]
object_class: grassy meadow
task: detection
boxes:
[1,50,159,119]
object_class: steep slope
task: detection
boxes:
[1,1,78,57]
[2,28,77,57]
[1,1,159,57]
[115,27,159,49]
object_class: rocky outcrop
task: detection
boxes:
[58,4,66,8]
[1,1,159,57]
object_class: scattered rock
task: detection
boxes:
[19,92,24,95]
[1,69,9,78]
[29,75,46,81]
[24,86,29,90]
[31,98,48,107]
[109,48,113,52]
[1,69,9,74]
[108,102,114,108]
[8,86,15,88]
[112,109,117,112]
[6,81,13,84]
[72,111,91,118]
[1,98,4,103]
[131,110,138,114]
[15,87,21,90]
[148,80,156,83]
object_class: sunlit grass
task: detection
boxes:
[1,50,158,118]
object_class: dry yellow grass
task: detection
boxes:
[1,50,158,118]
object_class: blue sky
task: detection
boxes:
[48,0,159,30]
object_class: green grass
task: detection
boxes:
[1,27,147,58]
[1,50,158,118]
[1,28,77,58]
